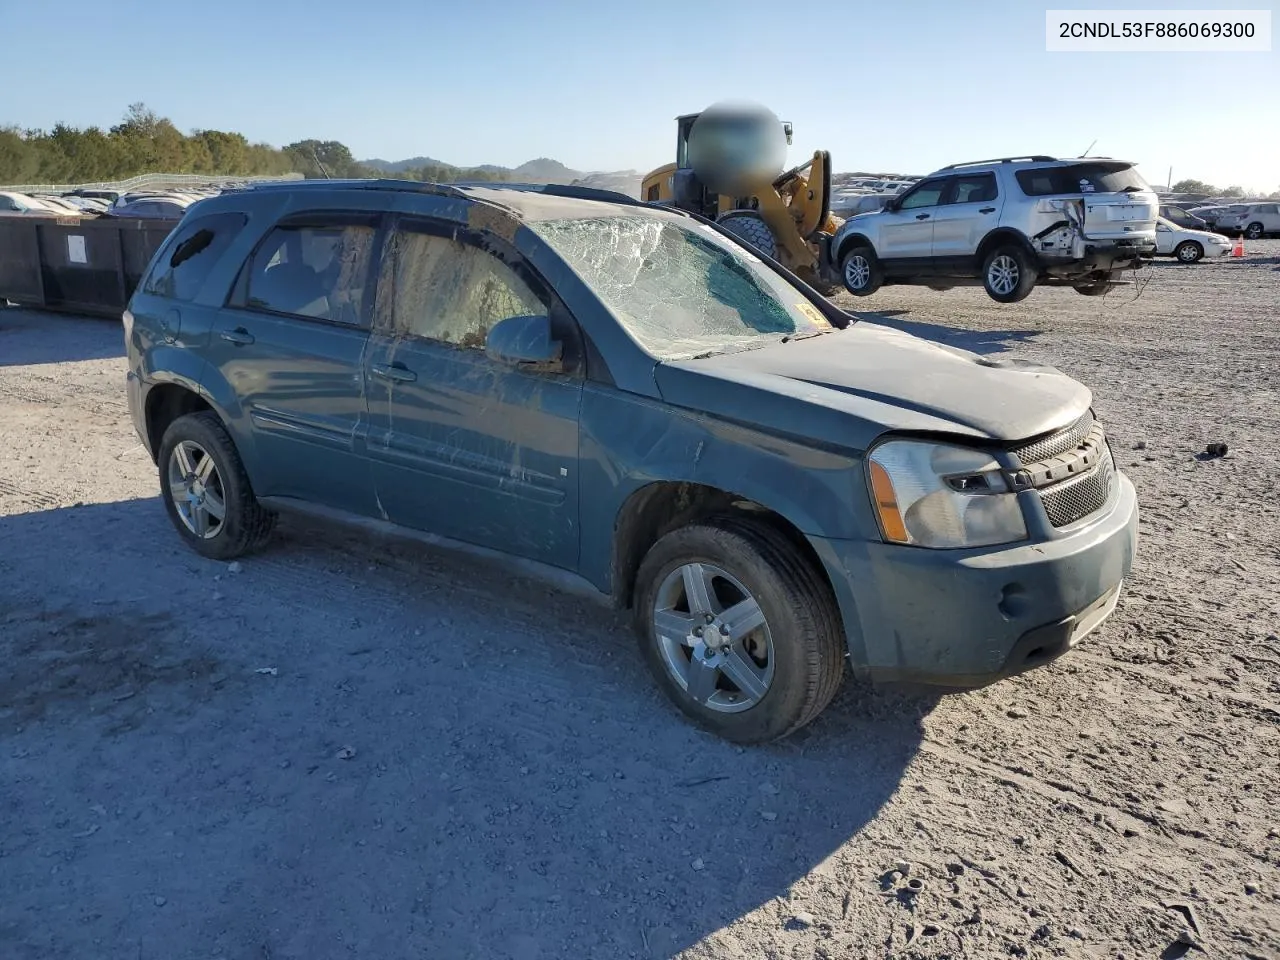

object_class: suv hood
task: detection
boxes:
[654,323,1091,451]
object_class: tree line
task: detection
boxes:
[0,103,517,186]
[1169,179,1277,199]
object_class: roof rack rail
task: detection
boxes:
[239,177,651,209]
[940,156,1058,169]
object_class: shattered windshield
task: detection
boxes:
[529,215,832,360]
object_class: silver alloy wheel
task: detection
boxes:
[1177,242,1201,262]
[651,562,775,714]
[987,254,1019,295]
[844,254,871,290]
[167,440,226,539]
[1246,223,1263,239]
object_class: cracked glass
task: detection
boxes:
[530,215,831,360]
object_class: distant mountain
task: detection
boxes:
[509,157,579,183]
[358,155,583,184]
[362,156,447,174]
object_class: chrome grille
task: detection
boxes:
[1012,410,1096,466]
[1040,446,1115,528]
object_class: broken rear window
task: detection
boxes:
[1015,164,1150,197]
[530,215,831,360]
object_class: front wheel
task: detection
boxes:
[840,244,883,296]
[158,411,276,560]
[633,519,845,743]
[1174,240,1204,263]
[1245,222,1264,240]
[981,245,1037,303]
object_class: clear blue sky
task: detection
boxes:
[2,0,1276,189]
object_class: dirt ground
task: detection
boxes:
[2,245,1278,960]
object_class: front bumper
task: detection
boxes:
[808,473,1139,688]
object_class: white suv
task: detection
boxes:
[1217,202,1280,240]
[830,156,1158,303]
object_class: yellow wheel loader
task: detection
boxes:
[640,106,843,294]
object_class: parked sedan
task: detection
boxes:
[1159,204,1210,231]
[105,198,192,219]
[0,191,62,215]
[1153,218,1232,262]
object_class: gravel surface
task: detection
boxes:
[2,246,1278,960]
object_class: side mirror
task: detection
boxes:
[485,314,564,371]
[885,197,901,212]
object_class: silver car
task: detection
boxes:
[831,156,1158,303]
[1216,202,1279,240]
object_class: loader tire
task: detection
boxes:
[717,212,779,260]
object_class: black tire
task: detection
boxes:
[981,244,1037,303]
[1245,222,1264,240]
[158,411,276,561]
[840,244,883,296]
[633,518,845,744]
[717,212,778,260]
[1173,240,1204,263]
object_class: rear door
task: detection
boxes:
[207,210,384,516]
[930,172,1001,266]
[877,177,947,262]
[363,215,584,569]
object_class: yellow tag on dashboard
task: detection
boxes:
[795,301,828,328]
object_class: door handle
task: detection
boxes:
[915,213,930,220]
[979,207,996,214]
[371,362,417,383]
[220,327,254,346]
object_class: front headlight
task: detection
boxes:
[867,440,1028,549]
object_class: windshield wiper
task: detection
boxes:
[780,329,831,343]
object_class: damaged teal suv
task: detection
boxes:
[125,180,1139,743]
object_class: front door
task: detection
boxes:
[878,176,947,262]
[364,216,583,570]
[207,210,383,515]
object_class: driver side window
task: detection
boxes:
[377,224,548,350]
[899,178,947,210]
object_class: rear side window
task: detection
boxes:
[1016,164,1149,196]
[377,223,547,349]
[245,220,378,326]
[948,174,998,204]
[143,212,247,302]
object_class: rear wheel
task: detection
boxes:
[1174,240,1203,263]
[158,412,276,561]
[981,245,1037,303]
[633,519,845,744]
[717,212,778,260]
[840,244,883,296]
[1245,221,1264,240]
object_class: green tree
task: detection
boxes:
[1170,178,1216,194]
[284,139,367,178]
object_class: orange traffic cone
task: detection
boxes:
[1232,233,1245,257]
